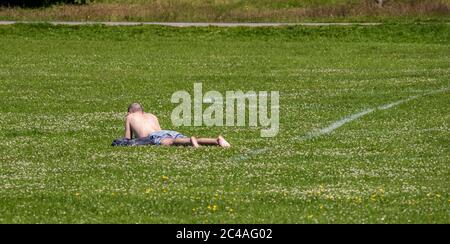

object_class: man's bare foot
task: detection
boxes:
[217,136,231,148]
[191,136,200,148]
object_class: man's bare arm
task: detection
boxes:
[152,114,162,131]
[125,117,132,139]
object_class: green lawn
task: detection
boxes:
[0,23,449,223]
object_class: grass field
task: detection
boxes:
[1,0,449,22]
[0,23,449,223]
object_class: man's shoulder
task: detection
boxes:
[144,113,158,119]
[126,112,158,120]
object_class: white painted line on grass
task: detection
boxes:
[234,148,269,161]
[0,21,382,27]
[298,87,450,141]
[377,95,419,110]
[298,108,375,141]
[235,87,449,161]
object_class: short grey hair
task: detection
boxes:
[128,103,143,113]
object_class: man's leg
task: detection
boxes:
[197,135,231,148]
[160,137,199,148]
[160,135,230,148]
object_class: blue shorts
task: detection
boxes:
[111,130,187,146]
[147,130,187,145]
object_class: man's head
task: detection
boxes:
[127,103,144,114]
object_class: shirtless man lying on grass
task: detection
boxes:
[112,103,231,148]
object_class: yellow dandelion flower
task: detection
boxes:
[207,204,218,211]
[371,193,377,199]
[162,176,169,181]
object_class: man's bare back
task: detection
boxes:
[125,112,161,139]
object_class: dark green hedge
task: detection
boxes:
[0,0,89,8]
